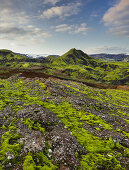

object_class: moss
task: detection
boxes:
[40,101,127,168]
[61,81,129,109]
[0,74,129,169]
[96,127,101,131]
[115,143,129,158]
[43,102,109,150]
[21,118,45,133]
[79,112,113,130]
[35,80,46,89]
[2,125,7,130]
[23,154,35,170]
[80,153,125,170]
[34,152,57,169]
[72,128,114,153]
[0,130,23,168]
[23,152,57,170]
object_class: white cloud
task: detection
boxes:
[74,23,89,34]
[55,23,90,34]
[0,0,51,43]
[41,2,81,19]
[103,0,129,37]
[55,24,73,32]
[43,0,60,5]
[0,25,51,40]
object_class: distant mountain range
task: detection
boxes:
[24,52,129,62]
[90,53,129,62]
[9,49,129,62]
[23,54,59,58]
[23,54,48,58]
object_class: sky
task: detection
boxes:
[0,0,129,55]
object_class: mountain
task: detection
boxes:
[90,53,129,61]
[0,48,129,85]
[0,49,28,62]
[0,49,49,67]
[47,48,119,67]
[47,48,102,67]
[124,56,129,62]
[24,54,48,58]
[59,48,92,65]
[46,48,127,84]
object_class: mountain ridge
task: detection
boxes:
[0,48,129,86]
[91,53,129,62]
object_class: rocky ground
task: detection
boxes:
[0,74,129,169]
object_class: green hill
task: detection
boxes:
[45,48,129,85]
[48,48,97,66]
[0,49,47,69]
[0,49,28,62]
[59,48,92,65]
[0,48,129,85]
[124,56,129,62]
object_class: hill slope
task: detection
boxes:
[59,48,92,65]
[45,49,129,85]
[0,49,28,62]
[0,75,129,169]
[0,48,129,85]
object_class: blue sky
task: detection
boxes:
[0,0,129,55]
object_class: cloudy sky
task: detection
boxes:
[0,0,129,55]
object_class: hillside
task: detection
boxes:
[58,48,92,64]
[124,56,129,62]
[1,48,129,85]
[45,49,129,85]
[0,49,48,68]
[0,49,28,62]
[47,48,97,66]
[0,75,129,169]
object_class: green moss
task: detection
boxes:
[21,118,45,133]
[0,130,23,168]
[35,80,46,89]
[43,101,113,152]
[95,127,101,131]
[2,125,7,130]
[40,101,126,169]
[0,74,129,169]
[79,112,113,130]
[115,143,129,157]
[34,152,57,169]
[123,131,129,138]
[23,152,57,170]
[80,153,125,170]
[23,154,35,170]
